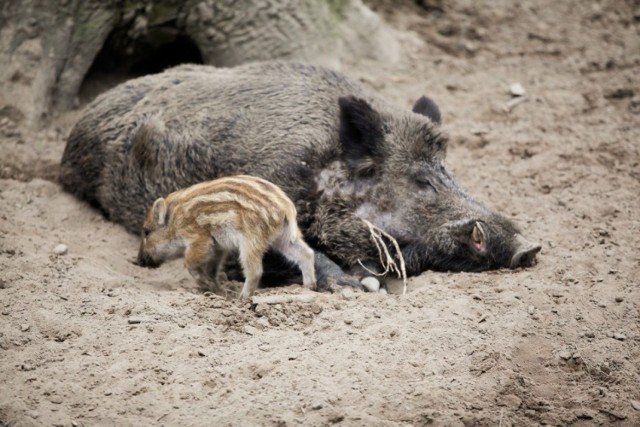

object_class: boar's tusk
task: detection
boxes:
[510,234,542,268]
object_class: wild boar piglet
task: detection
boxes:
[136,175,317,299]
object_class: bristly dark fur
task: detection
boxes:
[60,61,540,287]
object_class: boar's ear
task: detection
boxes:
[152,198,168,226]
[412,96,442,124]
[338,96,386,176]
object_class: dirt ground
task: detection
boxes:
[1,0,639,426]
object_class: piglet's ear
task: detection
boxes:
[152,198,167,226]
[412,95,442,124]
[338,96,386,176]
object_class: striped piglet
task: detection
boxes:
[135,175,316,299]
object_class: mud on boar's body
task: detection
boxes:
[60,61,541,288]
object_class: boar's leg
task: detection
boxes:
[314,252,362,291]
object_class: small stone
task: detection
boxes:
[630,400,640,411]
[615,296,623,303]
[254,304,268,317]
[559,351,572,360]
[197,350,206,357]
[361,277,380,293]
[104,391,112,396]
[244,325,259,335]
[53,244,68,256]
[311,402,323,410]
[258,345,272,352]
[613,333,626,341]
[584,331,595,338]
[510,83,526,97]
[574,409,597,419]
[49,396,63,404]
[21,324,30,332]
[28,411,39,419]
[527,305,535,315]
[341,287,356,300]
[472,294,482,301]
[497,394,522,409]
[343,318,353,325]
[572,353,582,364]
[127,318,141,325]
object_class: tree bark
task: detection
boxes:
[0,0,401,128]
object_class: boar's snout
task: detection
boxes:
[510,234,541,268]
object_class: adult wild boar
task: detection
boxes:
[59,61,541,288]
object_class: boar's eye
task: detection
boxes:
[415,177,437,192]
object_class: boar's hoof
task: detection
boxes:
[510,234,542,268]
[315,252,364,292]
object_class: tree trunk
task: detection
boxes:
[0,0,401,128]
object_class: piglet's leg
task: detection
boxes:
[212,248,230,283]
[273,231,317,291]
[238,244,264,300]
[185,237,217,292]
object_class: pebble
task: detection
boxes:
[615,296,623,303]
[630,400,640,411]
[53,244,68,256]
[254,304,268,317]
[613,333,626,341]
[311,402,323,410]
[127,318,141,325]
[21,324,30,332]
[574,409,597,419]
[244,325,259,335]
[341,287,356,300]
[510,83,526,97]
[584,331,595,338]
[498,394,522,409]
[559,351,572,360]
[361,277,380,293]
[527,305,535,315]
[197,350,206,357]
[49,396,63,404]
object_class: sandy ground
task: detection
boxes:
[1,0,640,426]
